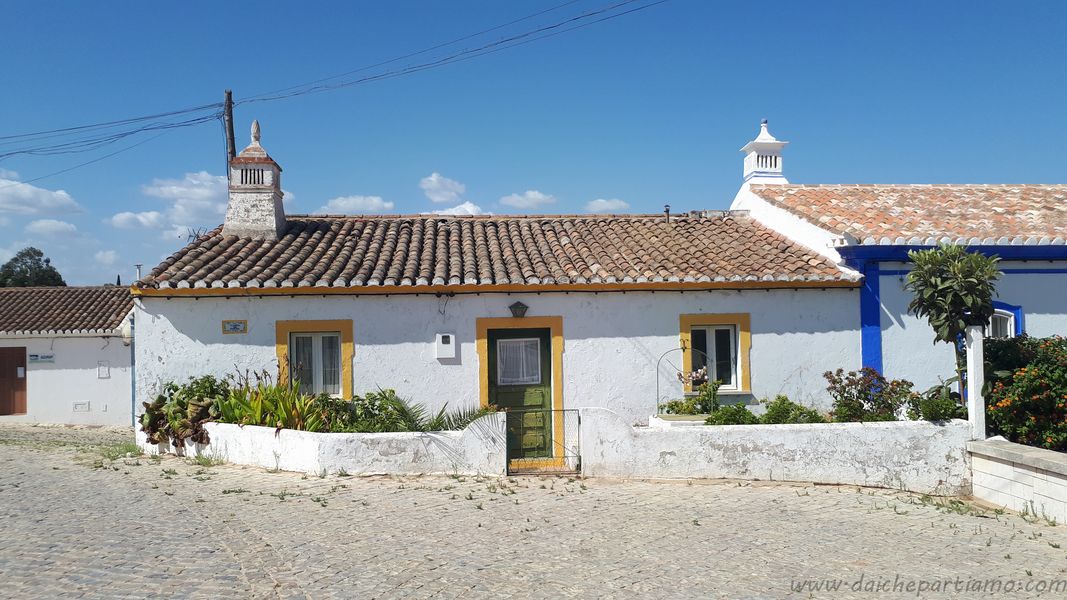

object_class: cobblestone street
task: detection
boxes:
[1,424,1066,599]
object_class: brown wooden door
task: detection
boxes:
[0,347,27,415]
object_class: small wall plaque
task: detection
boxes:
[28,353,55,363]
[222,320,248,335]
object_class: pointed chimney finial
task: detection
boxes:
[251,120,261,145]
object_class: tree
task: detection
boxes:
[0,247,66,287]
[903,244,1001,383]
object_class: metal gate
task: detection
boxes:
[505,408,581,475]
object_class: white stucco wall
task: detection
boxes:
[582,408,971,495]
[135,407,969,495]
[137,413,507,476]
[134,288,861,425]
[0,335,132,426]
[879,263,1067,389]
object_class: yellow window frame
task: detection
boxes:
[275,319,354,399]
[679,313,751,393]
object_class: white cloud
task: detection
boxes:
[25,219,77,236]
[420,172,466,203]
[0,172,82,216]
[94,250,117,266]
[499,190,556,210]
[109,210,165,229]
[430,201,486,216]
[141,171,226,201]
[140,171,228,227]
[585,198,630,213]
[314,195,394,214]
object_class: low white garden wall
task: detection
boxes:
[137,412,507,476]
[581,408,972,495]
[969,439,1067,523]
[136,408,972,495]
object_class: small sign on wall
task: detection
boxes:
[222,320,248,335]
[97,361,111,379]
[28,353,55,363]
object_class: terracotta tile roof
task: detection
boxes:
[0,286,133,335]
[135,212,855,292]
[749,184,1067,246]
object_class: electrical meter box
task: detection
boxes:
[435,333,456,359]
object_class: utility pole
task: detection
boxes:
[223,89,237,162]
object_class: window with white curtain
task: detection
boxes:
[990,310,1016,339]
[289,332,341,395]
[497,338,541,385]
[690,324,738,390]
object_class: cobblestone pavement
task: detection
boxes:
[2,424,1067,599]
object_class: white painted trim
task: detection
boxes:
[731,183,855,273]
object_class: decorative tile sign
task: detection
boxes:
[222,320,249,335]
[28,353,55,363]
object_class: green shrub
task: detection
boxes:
[704,403,759,425]
[659,381,723,415]
[213,371,326,431]
[760,395,827,424]
[140,375,230,447]
[906,379,966,422]
[823,368,914,422]
[987,336,1067,451]
[311,388,494,433]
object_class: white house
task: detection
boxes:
[731,120,1067,390]
[131,120,1065,458]
[0,286,134,426]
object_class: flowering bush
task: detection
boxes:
[823,368,915,422]
[986,336,1067,451]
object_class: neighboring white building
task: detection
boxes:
[0,286,134,426]
[730,121,1067,390]
[132,120,1065,463]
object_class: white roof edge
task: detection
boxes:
[730,181,844,264]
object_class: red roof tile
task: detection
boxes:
[0,287,133,334]
[750,184,1067,245]
[136,213,855,291]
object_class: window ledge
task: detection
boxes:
[684,390,751,397]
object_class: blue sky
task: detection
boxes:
[1,0,1065,285]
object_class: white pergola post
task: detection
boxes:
[965,325,986,440]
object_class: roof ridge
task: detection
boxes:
[750,183,1067,188]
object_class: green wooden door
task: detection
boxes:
[488,328,552,459]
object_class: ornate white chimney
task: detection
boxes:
[223,120,286,239]
[740,119,788,184]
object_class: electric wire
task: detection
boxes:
[0,0,668,184]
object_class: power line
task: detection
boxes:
[0,0,669,184]
[0,102,222,143]
[240,0,654,104]
[243,0,587,101]
[0,131,171,191]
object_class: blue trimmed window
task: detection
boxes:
[990,301,1024,338]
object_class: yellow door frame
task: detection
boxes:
[476,316,565,470]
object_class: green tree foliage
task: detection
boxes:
[0,247,66,287]
[903,244,1001,344]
